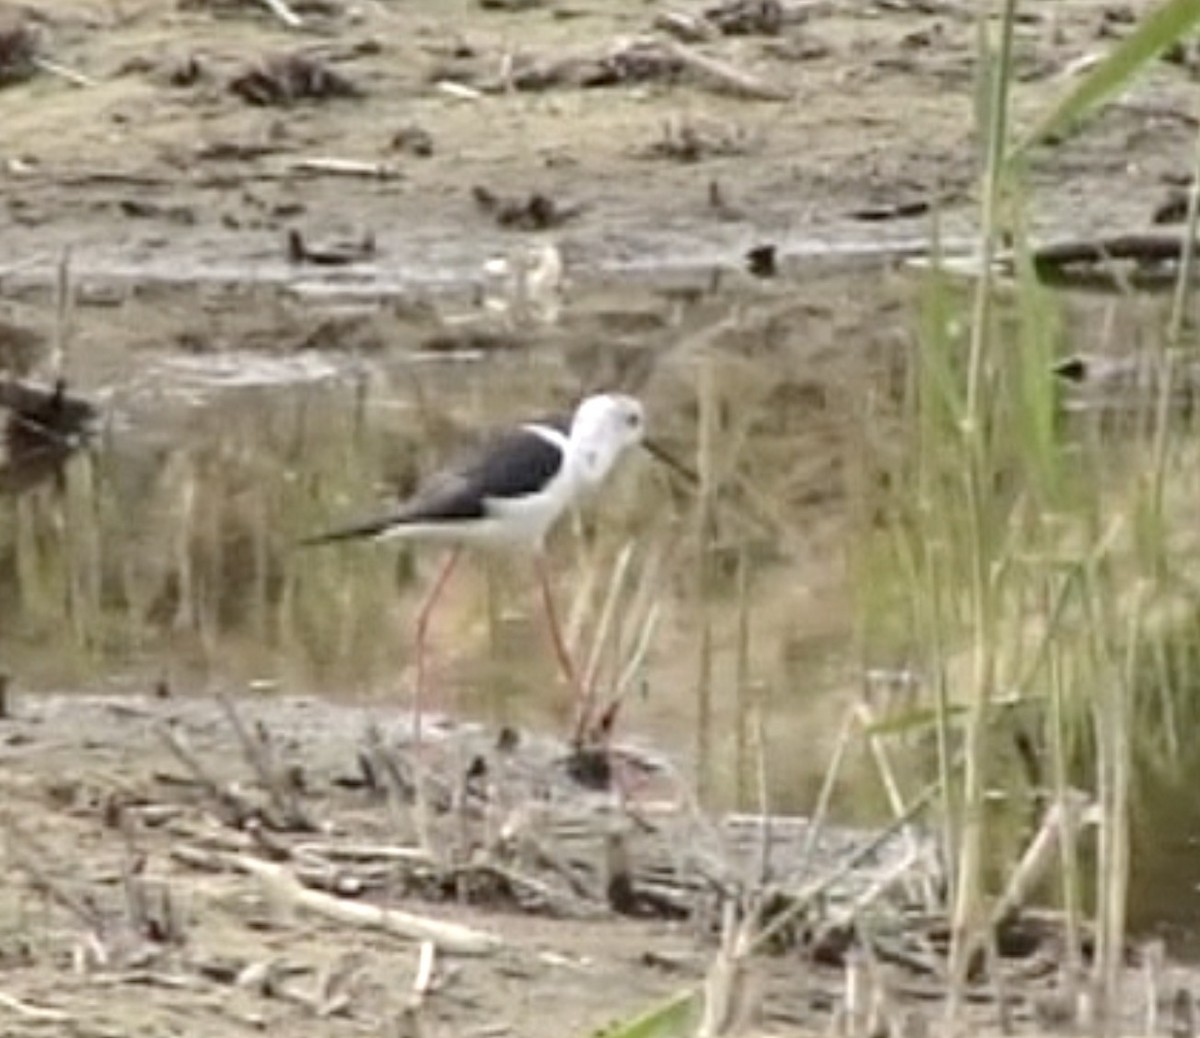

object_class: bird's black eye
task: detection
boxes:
[625,412,641,428]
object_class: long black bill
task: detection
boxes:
[642,437,699,486]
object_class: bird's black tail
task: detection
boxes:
[298,513,399,547]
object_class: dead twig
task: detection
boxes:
[409,941,437,1009]
[0,990,71,1023]
[284,157,401,179]
[255,0,303,29]
[228,855,501,955]
[661,38,790,101]
[31,56,96,87]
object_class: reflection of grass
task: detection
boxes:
[0,289,887,810]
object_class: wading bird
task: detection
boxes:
[303,392,648,745]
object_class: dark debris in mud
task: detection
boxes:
[745,242,778,278]
[418,326,523,355]
[390,123,434,158]
[640,116,758,163]
[286,227,377,266]
[0,13,36,86]
[471,186,584,230]
[702,0,787,37]
[229,52,362,107]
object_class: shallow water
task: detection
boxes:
[1,258,877,810]
[3,255,1200,954]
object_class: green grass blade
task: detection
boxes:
[1012,0,1200,159]
[973,16,997,173]
[592,989,698,1038]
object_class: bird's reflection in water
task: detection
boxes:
[0,379,98,496]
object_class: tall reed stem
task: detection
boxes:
[947,1,1018,1021]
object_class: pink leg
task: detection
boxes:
[412,547,462,744]
[534,554,593,744]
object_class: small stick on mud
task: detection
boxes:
[0,990,71,1023]
[227,855,501,955]
[285,157,401,180]
[255,0,303,29]
[409,941,437,1009]
[661,39,790,101]
[436,80,484,100]
[32,57,96,88]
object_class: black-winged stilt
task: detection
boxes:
[303,392,647,744]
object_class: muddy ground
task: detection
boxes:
[1,0,1196,282]
[2,0,1200,1035]
[0,689,1183,1038]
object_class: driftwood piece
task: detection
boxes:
[228,855,501,955]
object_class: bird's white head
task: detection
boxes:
[568,393,645,488]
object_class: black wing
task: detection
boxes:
[301,414,570,545]
[403,419,568,521]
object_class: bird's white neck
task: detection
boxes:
[523,419,611,493]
